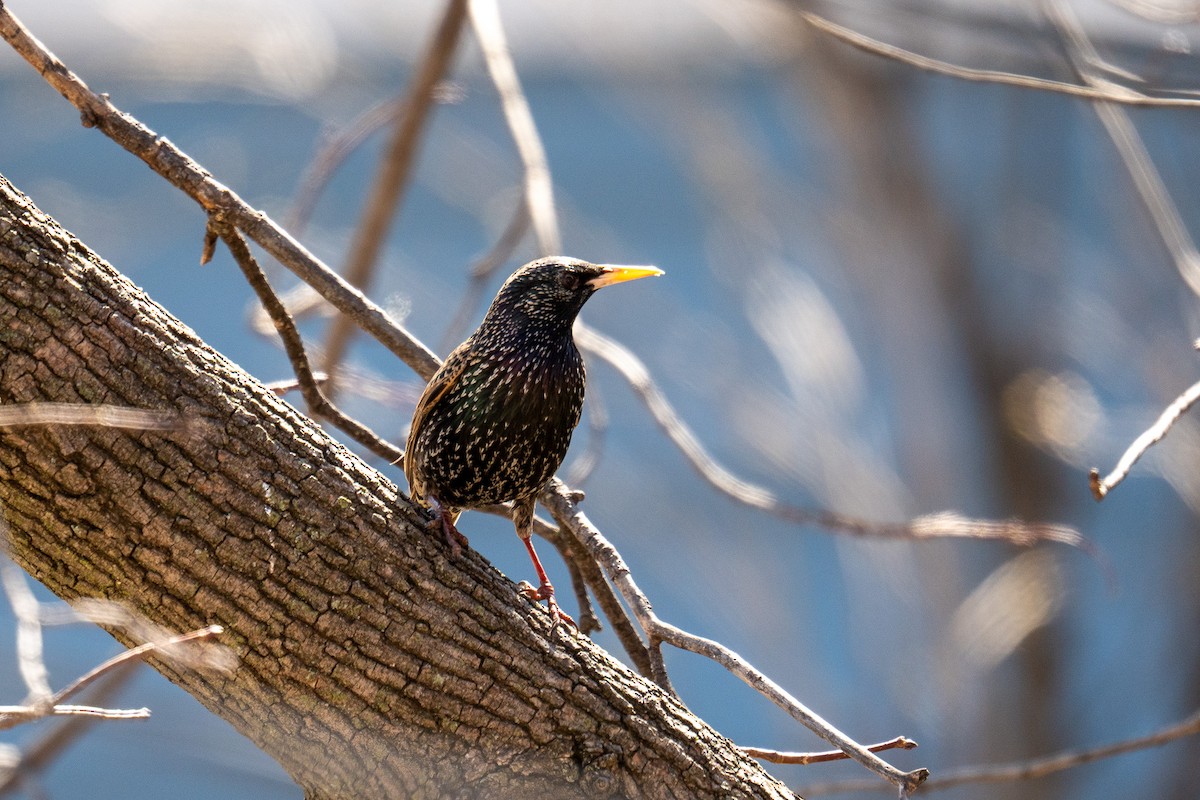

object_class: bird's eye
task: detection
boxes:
[558,272,581,291]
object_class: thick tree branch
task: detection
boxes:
[0,173,795,798]
[0,6,918,789]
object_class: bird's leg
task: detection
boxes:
[512,501,576,632]
[425,494,469,555]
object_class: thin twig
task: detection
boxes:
[1108,0,1200,24]
[540,480,927,796]
[1090,376,1200,499]
[322,0,469,387]
[1043,0,1200,296]
[742,736,918,765]
[0,625,224,730]
[50,625,224,709]
[263,373,328,396]
[0,4,442,382]
[208,219,406,465]
[469,0,561,254]
[579,325,1088,549]
[797,9,1200,108]
[799,705,1200,795]
[0,664,138,794]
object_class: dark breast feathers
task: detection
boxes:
[406,334,585,510]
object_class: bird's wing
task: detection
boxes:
[404,344,476,485]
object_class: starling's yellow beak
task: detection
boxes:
[587,264,665,289]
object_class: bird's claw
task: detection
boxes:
[424,513,469,556]
[517,580,577,632]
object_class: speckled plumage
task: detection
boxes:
[404,256,662,628]
[405,258,592,513]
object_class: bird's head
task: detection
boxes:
[486,257,663,336]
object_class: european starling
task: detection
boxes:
[404,256,662,628]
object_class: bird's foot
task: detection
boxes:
[423,496,469,555]
[439,516,470,556]
[517,580,577,633]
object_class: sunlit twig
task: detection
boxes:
[1043,0,1200,296]
[579,325,1088,549]
[322,0,470,387]
[541,482,929,796]
[1,561,51,704]
[0,608,225,731]
[742,736,917,765]
[797,9,1200,108]
[0,665,137,793]
[1090,376,1200,500]
[799,705,1200,795]
[468,0,561,254]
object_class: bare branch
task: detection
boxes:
[0,615,226,732]
[322,0,469,386]
[0,3,443,382]
[799,705,1200,795]
[0,664,138,793]
[742,737,918,765]
[469,0,561,254]
[540,480,928,796]
[209,218,407,465]
[578,325,1087,549]
[51,625,226,711]
[1107,0,1200,24]
[797,9,1200,108]
[39,705,150,720]
[1090,376,1200,499]
[1042,0,1200,296]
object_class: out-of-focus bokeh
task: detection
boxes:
[3,1,1200,797]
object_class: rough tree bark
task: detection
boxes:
[0,173,797,800]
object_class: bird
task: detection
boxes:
[404,256,663,629]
